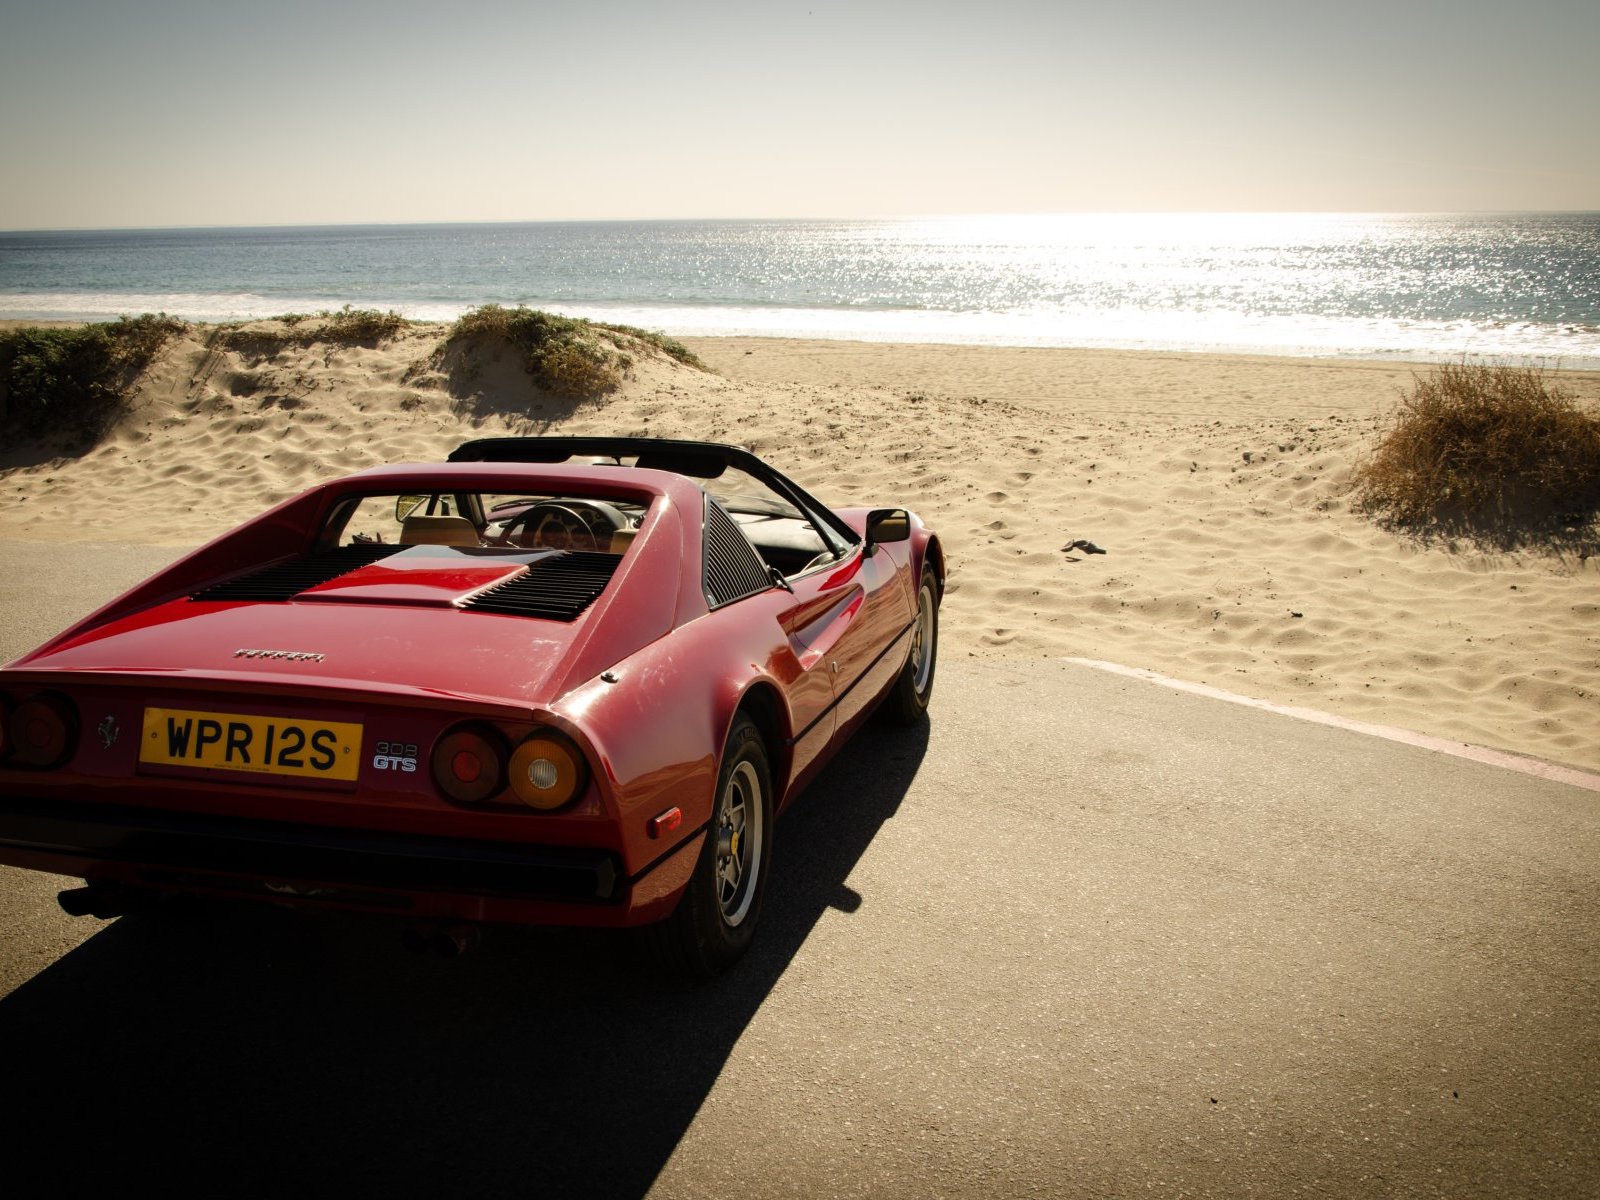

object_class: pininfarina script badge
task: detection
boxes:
[233,648,326,663]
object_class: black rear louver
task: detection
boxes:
[460,551,620,621]
[703,497,773,609]
[190,543,402,602]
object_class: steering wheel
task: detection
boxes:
[502,503,604,551]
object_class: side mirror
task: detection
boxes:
[394,495,425,523]
[864,508,910,554]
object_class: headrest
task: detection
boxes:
[401,513,480,546]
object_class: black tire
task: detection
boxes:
[880,564,939,725]
[650,715,774,977]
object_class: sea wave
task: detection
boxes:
[547,302,1600,367]
[0,290,352,323]
[4,215,1597,366]
[3,290,1598,369]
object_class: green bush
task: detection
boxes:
[438,305,711,400]
[0,314,186,442]
[320,306,410,343]
[440,306,624,398]
[593,321,707,371]
[537,339,626,398]
[1354,363,1600,531]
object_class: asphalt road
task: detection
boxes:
[0,542,1596,1198]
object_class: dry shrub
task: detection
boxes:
[1354,363,1600,533]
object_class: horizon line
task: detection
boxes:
[4,208,1599,236]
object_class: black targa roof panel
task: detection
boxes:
[448,436,860,551]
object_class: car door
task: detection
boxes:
[809,542,913,735]
[702,492,909,788]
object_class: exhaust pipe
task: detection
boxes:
[396,928,476,966]
[400,922,485,958]
[399,923,434,955]
[431,924,481,959]
[399,922,480,957]
[58,885,150,919]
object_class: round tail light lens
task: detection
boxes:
[509,731,587,811]
[9,693,78,768]
[431,726,506,804]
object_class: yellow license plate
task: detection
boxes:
[140,707,363,782]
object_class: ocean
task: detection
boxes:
[2,213,1598,367]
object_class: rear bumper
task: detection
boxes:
[0,796,700,927]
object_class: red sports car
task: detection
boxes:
[0,438,943,974]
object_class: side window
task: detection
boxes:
[332,494,467,546]
[704,466,838,578]
[337,496,407,545]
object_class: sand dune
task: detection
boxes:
[3,322,1597,773]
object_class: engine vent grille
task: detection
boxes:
[190,543,402,602]
[703,497,773,609]
[460,551,620,621]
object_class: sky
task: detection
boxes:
[0,0,1596,229]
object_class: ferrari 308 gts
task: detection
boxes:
[0,437,943,973]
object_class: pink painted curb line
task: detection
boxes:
[1061,657,1600,796]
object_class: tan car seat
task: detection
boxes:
[401,513,481,546]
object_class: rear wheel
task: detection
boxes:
[651,715,773,977]
[880,565,939,725]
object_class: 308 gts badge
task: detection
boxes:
[372,741,418,773]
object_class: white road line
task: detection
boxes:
[1061,657,1600,795]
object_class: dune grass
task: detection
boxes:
[1354,363,1600,541]
[0,314,187,443]
[438,305,707,400]
[593,320,706,371]
[220,306,411,351]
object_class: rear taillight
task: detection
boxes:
[429,722,591,811]
[7,692,78,769]
[508,731,587,811]
[430,725,506,804]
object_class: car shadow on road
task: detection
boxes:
[0,719,929,1197]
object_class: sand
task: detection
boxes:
[3,321,1597,773]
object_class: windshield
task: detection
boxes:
[327,490,646,556]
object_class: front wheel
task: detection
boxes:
[880,564,939,725]
[651,715,774,977]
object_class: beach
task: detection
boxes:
[3,322,1597,773]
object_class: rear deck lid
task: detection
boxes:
[18,545,628,708]
[190,544,618,618]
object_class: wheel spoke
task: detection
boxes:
[713,759,764,926]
